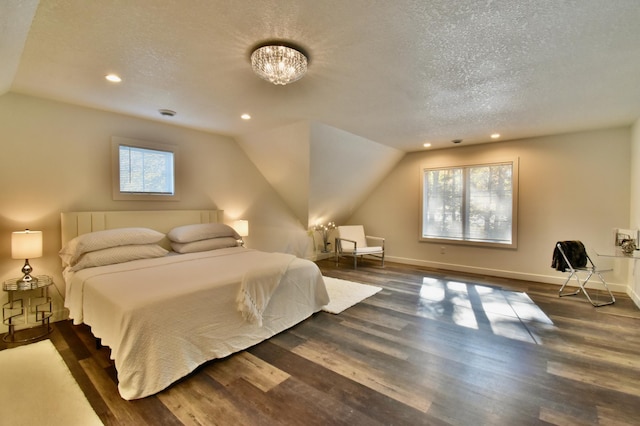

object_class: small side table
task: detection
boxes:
[3,275,53,343]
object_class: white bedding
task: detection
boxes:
[64,247,329,400]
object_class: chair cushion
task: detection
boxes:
[343,246,383,255]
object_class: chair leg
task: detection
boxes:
[558,272,581,297]
[582,271,615,307]
[559,270,615,307]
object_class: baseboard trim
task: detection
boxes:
[629,286,640,307]
[385,255,629,294]
[307,251,334,262]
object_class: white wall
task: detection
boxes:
[237,120,404,257]
[629,117,640,306]
[238,121,404,229]
[349,127,632,292]
[236,122,311,226]
[0,93,309,302]
[309,122,404,226]
[3,91,636,320]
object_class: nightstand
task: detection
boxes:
[2,275,53,343]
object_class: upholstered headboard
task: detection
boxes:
[60,210,223,247]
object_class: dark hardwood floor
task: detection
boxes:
[3,259,640,425]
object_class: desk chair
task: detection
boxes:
[552,241,615,307]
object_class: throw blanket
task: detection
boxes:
[237,253,296,326]
[552,241,587,271]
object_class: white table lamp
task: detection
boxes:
[12,229,43,285]
[233,220,249,246]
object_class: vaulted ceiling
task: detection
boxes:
[3,1,640,153]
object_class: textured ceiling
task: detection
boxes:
[4,0,640,152]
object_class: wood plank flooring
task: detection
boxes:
[3,259,640,425]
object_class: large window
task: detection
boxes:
[420,159,518,248]
[111,137,180,201]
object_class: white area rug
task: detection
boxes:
[0,339,103,425]
[322,276,382,314]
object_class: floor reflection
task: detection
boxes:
[418,277,554,344]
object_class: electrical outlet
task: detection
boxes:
[440,246,446,254]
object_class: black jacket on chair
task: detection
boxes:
[552,241,588,271]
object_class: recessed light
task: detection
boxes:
[423,143,431,148]
[452,139,462,144]
[241,113,251,120]
[491,133,501,139]
[105,74,122,83]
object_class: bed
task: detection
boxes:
[60,210,329,400]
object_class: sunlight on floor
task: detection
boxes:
[419,277,554,344]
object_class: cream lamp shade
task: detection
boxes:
[233,220,249,237]
[12,229,43,284]
[12,229,43,259]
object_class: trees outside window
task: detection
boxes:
[421,160,518,248]
[111,137,180,201]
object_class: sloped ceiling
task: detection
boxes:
[237,121,404,227]
[236,122,311,225]
[308,122,404,226]
[0,0,38,94]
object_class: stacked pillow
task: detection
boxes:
[59,223,242,271]
[60,228,167,271]
[168,223,240,253]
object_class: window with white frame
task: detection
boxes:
[420,159,518,248]
[111,137,180,201]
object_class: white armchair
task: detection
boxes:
[335,225,385,268]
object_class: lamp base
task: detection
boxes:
[16,260,38,288]
[16,275,38,289]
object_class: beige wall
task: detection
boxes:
[2,91,637,317]
[0,93,308,302]
[237,121,404,231]
[349,127,632,293]
[630,117,640,306]
[236,122,311,226]
[308,122,404,227]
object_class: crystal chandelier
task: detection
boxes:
[251,44,308,85]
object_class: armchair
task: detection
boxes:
[335,225,385,268]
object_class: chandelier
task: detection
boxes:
[250,44,308,85]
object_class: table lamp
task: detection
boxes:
[233,220,249,246]
[12,229,43,285]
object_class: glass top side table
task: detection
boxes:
[594,248,640,260]
[3,275,53,343]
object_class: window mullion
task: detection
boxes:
[462,167,469,239]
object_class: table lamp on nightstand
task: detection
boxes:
[12,229,43,285]
[233,220,249,246]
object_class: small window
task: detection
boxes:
[420,158,518,248]
[111,137,180,201]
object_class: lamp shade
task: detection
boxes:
[12,230,43,259]
[233,220,249,237]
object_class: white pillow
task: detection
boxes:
[167,223,240,243]
[171,237,239,254]
[69,244,168,272]
[60,227,164,267]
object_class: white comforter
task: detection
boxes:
[64,247,329,400]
